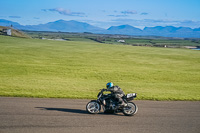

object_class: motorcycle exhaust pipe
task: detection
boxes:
[103,100,106,106]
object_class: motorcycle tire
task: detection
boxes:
[86,100,101,114]
[122,102,138,116]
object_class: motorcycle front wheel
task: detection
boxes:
[86,100,101,114]
[122,102,138,116]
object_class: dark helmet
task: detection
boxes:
[106,82,113,89]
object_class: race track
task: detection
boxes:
[0,97,199,133]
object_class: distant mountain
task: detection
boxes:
[0,19,106,33]
[107,25,200,38]
[0,19,21,27]
[0,19,200,38]
[22,20,106,33]
[143,26,198,38]
[107,25,142,35]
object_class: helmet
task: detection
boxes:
[106,82,113,89]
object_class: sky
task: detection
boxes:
[0,0,200,29]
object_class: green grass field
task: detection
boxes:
[0,35,200,100]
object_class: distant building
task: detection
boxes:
[7,29,11,36]
[117,40,125,43]
[2,29,12,36]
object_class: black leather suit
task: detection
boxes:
[108,86,125,105]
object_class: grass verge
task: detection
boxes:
[0,35,200,100]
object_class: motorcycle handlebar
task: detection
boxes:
[100,88,108,92]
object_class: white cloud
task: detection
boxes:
[121,10,137,15]
[108,14,128,17]
[140,12,148,15]
[9,16,21,18]
[43,8,85,17]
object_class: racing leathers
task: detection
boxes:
[108,86,126,107]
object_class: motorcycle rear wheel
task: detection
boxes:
[122,102,138,116]
[86,100,101,114]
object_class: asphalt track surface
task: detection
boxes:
[0,97,199,133]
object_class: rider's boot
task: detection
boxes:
[117,101,127,109]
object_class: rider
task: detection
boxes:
[105,82,126,107]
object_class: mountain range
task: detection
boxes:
[0,19,200,38]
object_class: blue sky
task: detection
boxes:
[0,0,200,29]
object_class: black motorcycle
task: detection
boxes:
[86,89,138,116]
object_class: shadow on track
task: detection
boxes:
[35,107,122,116]
[36,107,88,114]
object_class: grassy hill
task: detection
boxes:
[0,26,30,38]
[0,35,200,100]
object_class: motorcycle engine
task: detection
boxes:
[105,99,116,110]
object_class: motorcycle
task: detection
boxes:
[86,89,138,116]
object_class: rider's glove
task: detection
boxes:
[102,88,107,92]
